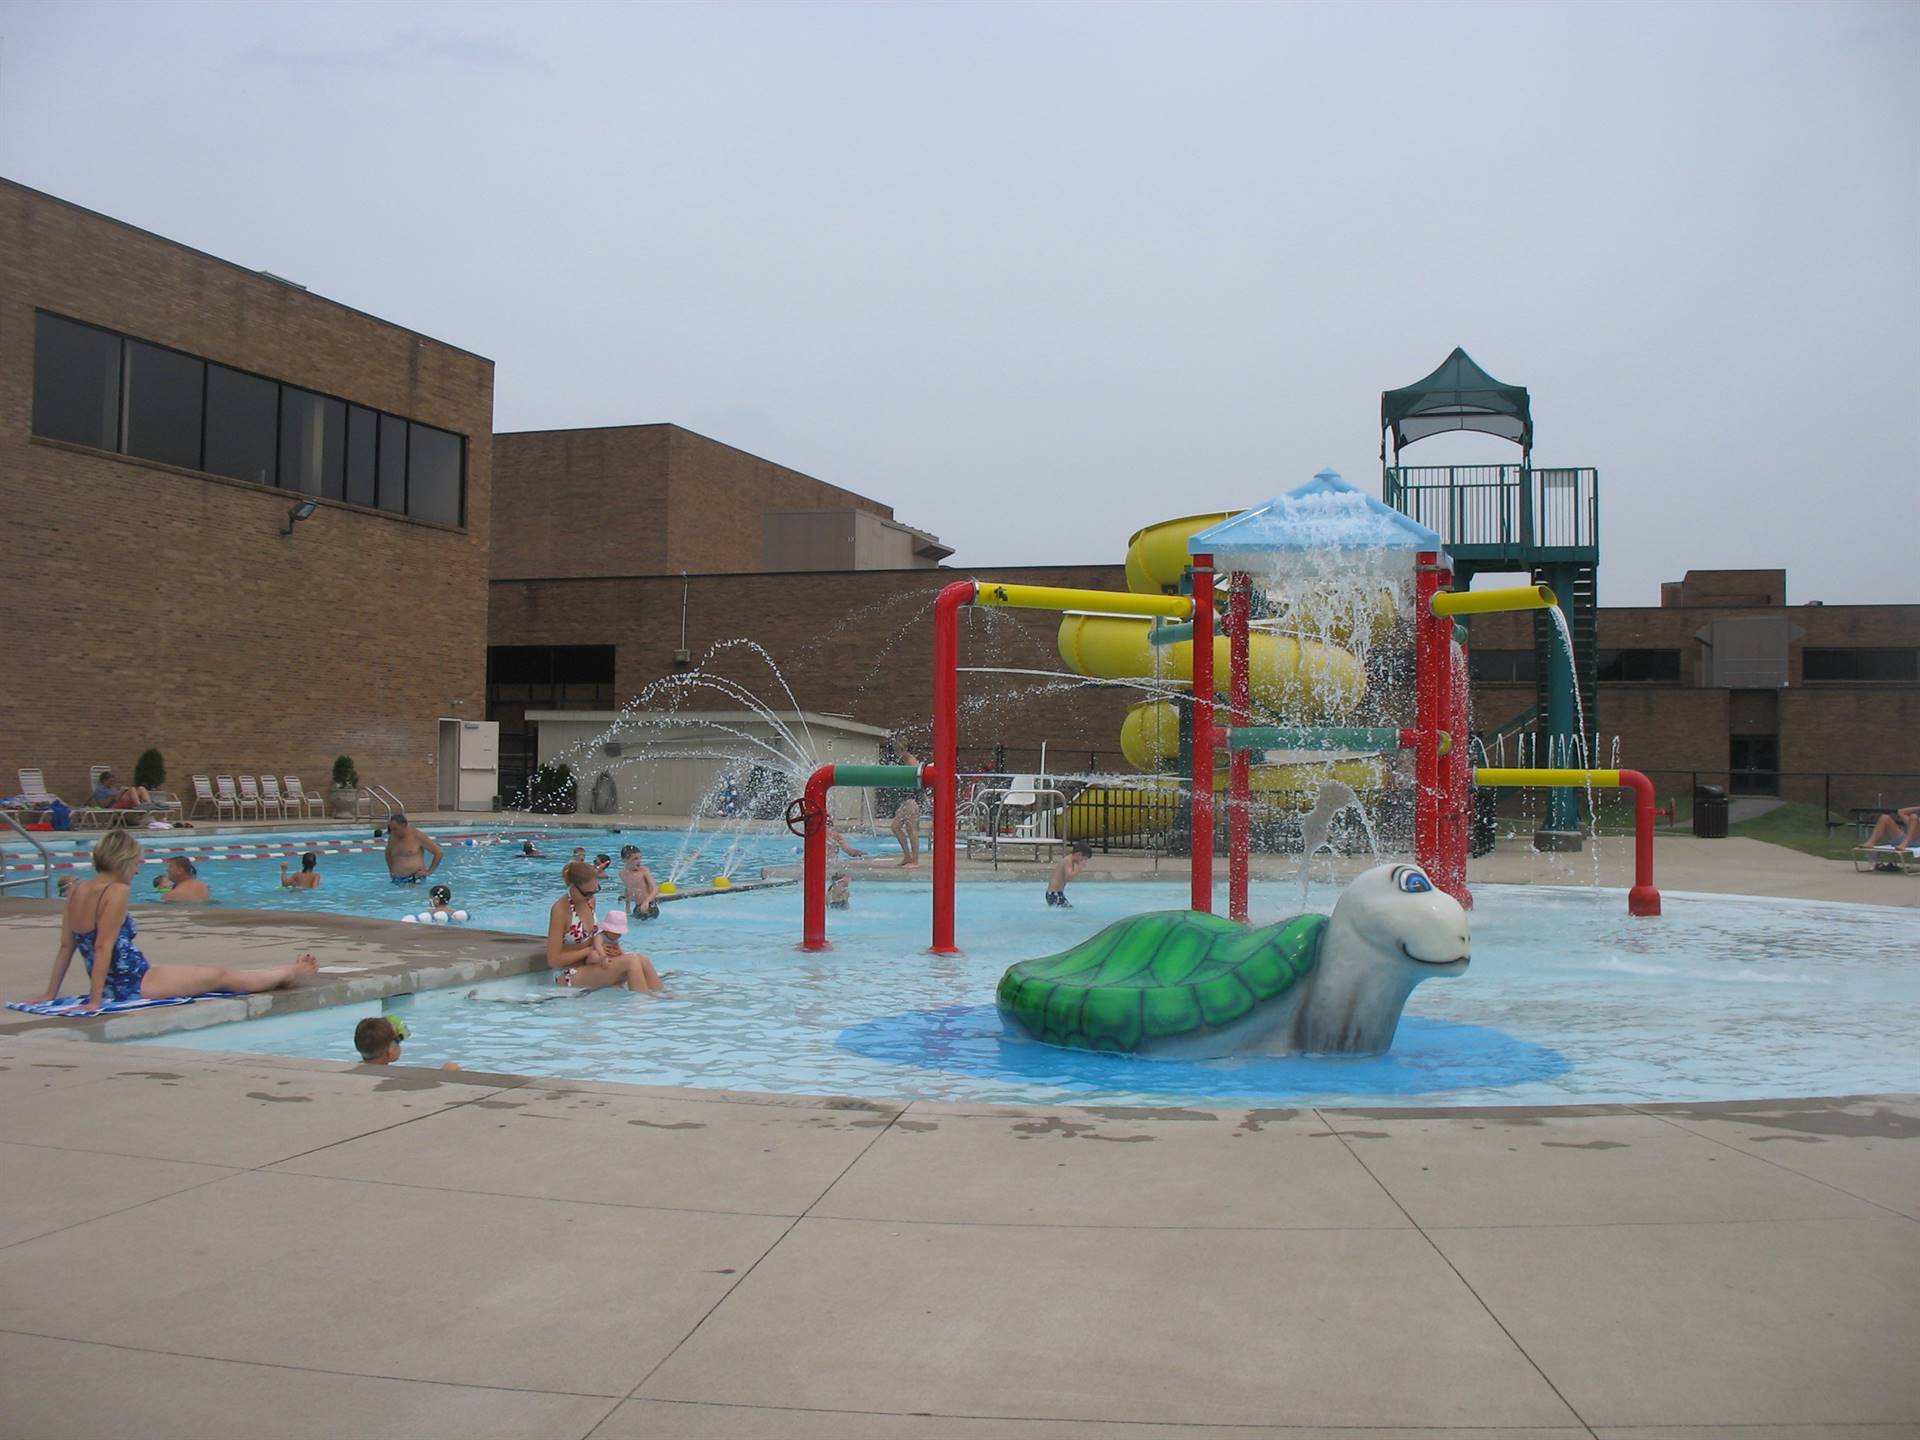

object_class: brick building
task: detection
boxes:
[0,179,493,810]
[1467,570,1919,812]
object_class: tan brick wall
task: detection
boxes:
[496,570,1919,788]
[491,564,1139,766]
[489,423,897,581]
[1468,601,1919,805]
[0,180,492,811]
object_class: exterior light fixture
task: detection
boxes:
[281,499,319,537]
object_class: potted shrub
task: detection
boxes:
[330,755,361,818]
[528,761,576,815]
[133,748,166,791]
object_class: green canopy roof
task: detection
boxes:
[1381,347,1532,458]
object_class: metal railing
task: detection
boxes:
[0,809,55,896]
[1384,463,1598,553]
[357,784,404,821]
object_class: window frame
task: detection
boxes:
[29,307,468,531]
[1801,647,1920,683]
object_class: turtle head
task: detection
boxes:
[1331,863,1470,975]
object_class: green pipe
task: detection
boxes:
[830,764,924,788]
[1146,619,1193,646]
[1225,726,1404,752]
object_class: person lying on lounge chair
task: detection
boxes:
[1863,806,1920,869]
[92,771,154,809]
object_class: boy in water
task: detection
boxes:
[354,1014,458,1069]
[620,844,661,919]
[827,874,851,910]
[280,852,321,889]
[1045,843,1094,908]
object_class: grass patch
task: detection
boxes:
[1727,801,1858,860]
[1539,794,1858,860]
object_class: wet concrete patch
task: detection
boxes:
[628,1119,706,1131]
[1010,1116,1153,1143]
[1657,1102,1919,1141]
[246,1091,312,1103]
[1542,1140,1629,1150]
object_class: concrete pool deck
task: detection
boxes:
[0,838,1915,1437]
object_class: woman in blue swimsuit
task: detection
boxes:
[31,831,318,1008]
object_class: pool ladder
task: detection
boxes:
[355,783,406,821]
[0,809,54,896]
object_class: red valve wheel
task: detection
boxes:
[783,797,818,837]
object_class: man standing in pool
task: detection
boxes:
[385,815,443,886]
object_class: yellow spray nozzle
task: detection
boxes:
[1430,583,1556,617]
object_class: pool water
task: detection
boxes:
[4,823,803,920]
[135,878,1920,1109]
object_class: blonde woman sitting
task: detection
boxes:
[32,831,316,1008]
[544,860,663,993]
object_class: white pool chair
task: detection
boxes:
[189,776,219,819]
[259,775,290,820]
[235,776,264,820]
[284,775,324,818]
[215,776,244,821]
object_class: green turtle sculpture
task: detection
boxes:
[996,862,1469,1058]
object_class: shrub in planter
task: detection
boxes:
[528,761,577,815]
[133,748,166,790]
[330,755,361,818]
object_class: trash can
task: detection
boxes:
[1469,785,1499,858]
[1693,785,1729,839]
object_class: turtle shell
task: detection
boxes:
[996,909,1326,1054]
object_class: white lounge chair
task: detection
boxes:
[190,776,219,820]
[235,776,263,820]
[1851,844,1920,874]
[284,776,324,818]
[259,776,288,820]
[215,776,245,821]
[13,769,61,823]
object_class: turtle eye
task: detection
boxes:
[1398,869,1433,894]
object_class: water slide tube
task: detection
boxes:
[1056,515,1395,839]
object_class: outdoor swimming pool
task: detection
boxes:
[3,822,801,919]
[133,874,1920,1109]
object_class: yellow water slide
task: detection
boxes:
[1056,513,1392,840]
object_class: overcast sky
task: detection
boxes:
[3,0,1914,604]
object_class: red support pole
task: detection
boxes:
[1619,768,1663,916]
[1190,556,1216,914]
[1413,553,1444,880]
[930,581,974,955]
[1444,628,1473,908]
[800,764,836,951]
[1228,573,1251,923]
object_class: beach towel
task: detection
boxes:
[7,990,246,1018]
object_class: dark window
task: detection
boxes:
[1469,649,1536,683]
[121,340,206,470]
[32,312,121,450]
[345,405,379,508]
[278,388,346,499]
[1595,648,1681,682]
[203,365,279,486]
[1803,647,1918,682]
[486,646,618,802]
[407,423,463,526]
[378,413,408,513]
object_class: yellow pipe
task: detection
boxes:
[1430,583,1556,617]
[1476,768,1621,789]
[975,581,1192,619]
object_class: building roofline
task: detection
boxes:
[489,560,1127,584]
[492,421,896,516]
[526,709,892,737]
[1,176,494,366]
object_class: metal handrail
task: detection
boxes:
[0,808,55,896]
[355,784,404,821]
[974,785,1070,871]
